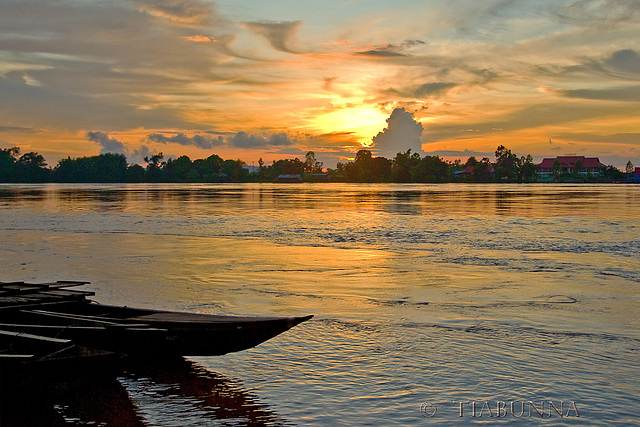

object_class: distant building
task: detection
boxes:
[634,167,640,183]
[310,173,330,182]
[275,174,303,183]
[538,156,606,181]
[453,164,494,178]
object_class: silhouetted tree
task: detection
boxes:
[126,164,146,182]
[473,157,494,182]
[197,154,224,182]
[603,165,623,181]
[494,145,519,181]
[269,158,305,178]
[0,149,51,182]
[221,159,247,182]
[164,155,192,182]
[0,145,621,184]
[53,153,127,182]
[349,149,387,182]
[371,156,392,182]
[626,161,634,175]
[572,159,584,181]
[144,153,165,182]
[391,150,415,182]
[552,159,561,181]
[304,151,323,173]
[420,155,449,182]
[0,147,20,182]
[519,155,537,182]
[465,156,478,169]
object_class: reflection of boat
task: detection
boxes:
[1,355,282,426]
[1,366,145,426]
[0,281,312,363]
[121,357,284,425]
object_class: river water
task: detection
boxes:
[0,183,638,425]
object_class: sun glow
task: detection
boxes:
[309,105,388,143]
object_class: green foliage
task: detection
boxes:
[552,159,561,181]
[519,155,537,182]
[0,147,20,182]
[603,165,624,181]
[420,156,450,182]
[304,151,323,173]
[257,158,305,181]
[571,159,585,181]
[473,157,494,182]
[0,147,51,182]
[342,149,392,182]
[391,150,416,182]
[221,159,247,182]
[144,153,165,182]
[54,153,127,182]
[494,145,519,181]
[126,164,146,182]
[0,145,624,183]
[164,155,192,182]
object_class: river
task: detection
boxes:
[0,183,638,425]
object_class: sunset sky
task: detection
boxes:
[1,0,639,168]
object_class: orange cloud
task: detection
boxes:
[182,35,215,42]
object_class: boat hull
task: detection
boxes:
[3,303,313,357]
[1,282,312,362]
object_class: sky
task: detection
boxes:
[1,0,639,168]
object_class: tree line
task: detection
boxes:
[334,145,539,183]
[0,145,624,183]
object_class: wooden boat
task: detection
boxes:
[0,281,312,363]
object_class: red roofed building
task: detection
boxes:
[538,156,606,181]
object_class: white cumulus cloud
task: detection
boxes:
[371,108,424,159]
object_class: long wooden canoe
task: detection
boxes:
[0,281,312,362]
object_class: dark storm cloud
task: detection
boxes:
[148,133,224,148]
